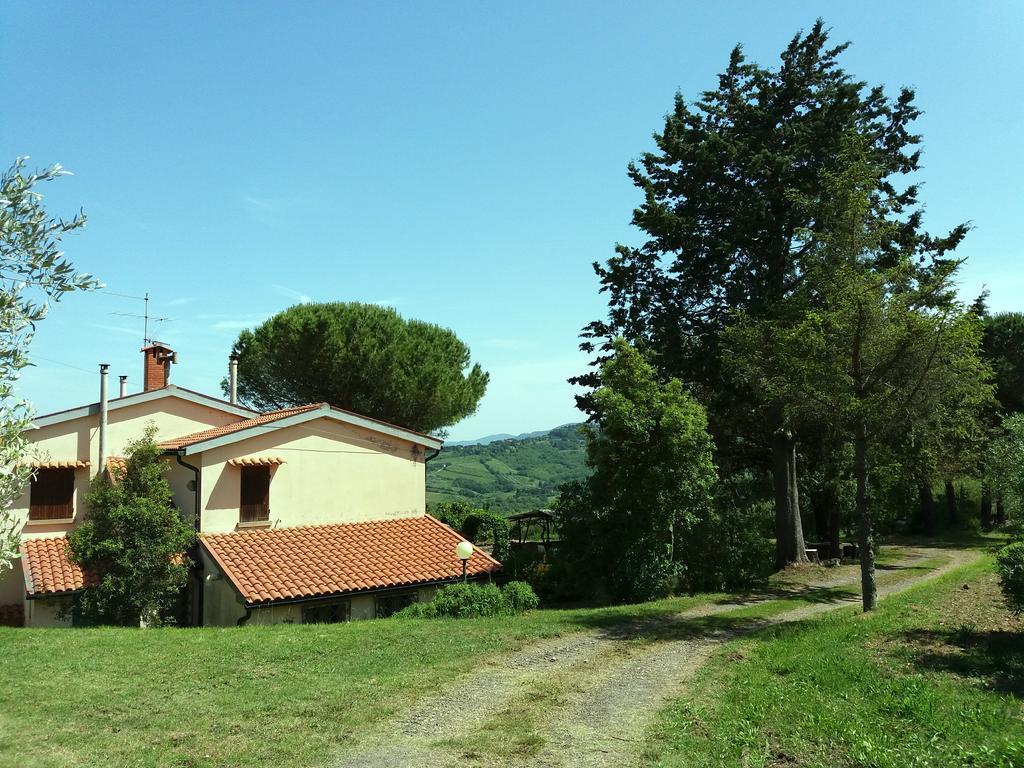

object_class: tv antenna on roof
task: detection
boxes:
[110,292,173,345]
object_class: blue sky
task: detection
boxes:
[3,2,1022,440]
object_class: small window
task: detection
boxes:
[302,600,351,624]
[239,466,270,522]
[29,468,75,521]
[375,592,418,619]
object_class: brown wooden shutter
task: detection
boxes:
[239,466,270,522]
[29,468,75,520]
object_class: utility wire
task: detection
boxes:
[29,355,97,375]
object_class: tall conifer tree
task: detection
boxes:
[578,21,966,566]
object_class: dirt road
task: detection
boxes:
[339,546,980,768]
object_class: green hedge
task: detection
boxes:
[431,501,511,562]
[394,581,539,619]
[996,541,1024,614]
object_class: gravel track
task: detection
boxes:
[338,546,980,768]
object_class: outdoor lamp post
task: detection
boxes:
[456,540,473,583]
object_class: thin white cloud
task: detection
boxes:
[272,284,313,304]
[166,297,198,307]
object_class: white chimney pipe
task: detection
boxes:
[99,364,110,472]
[229,356,238,405]
[119,375,128,398]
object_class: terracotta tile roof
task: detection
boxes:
[200,515,502,605]
[24,460,90,469]
[227,456,286,467]
[20,537,96,597]
[158,404,323,450]
[105,456,127,480]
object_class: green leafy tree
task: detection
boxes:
[431,500,511,563]
[983,313,1024,414]
[1,157,97,572]
[577,21,966,568]
[560,339,716,602]
[987,414,1024,521]
[228,302,488,434]
[995,542,1024,616]
[67,426,195,626]
[724,145,989,611]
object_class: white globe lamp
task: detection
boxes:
[456,540,473,582]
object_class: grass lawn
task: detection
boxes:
[0,591,723,768]
[0,543,989,768]
[645,556,1024,768]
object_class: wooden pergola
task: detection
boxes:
[508,508,560,547]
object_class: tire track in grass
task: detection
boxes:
[336,547,977,768]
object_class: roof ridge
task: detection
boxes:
[158,402,323,450]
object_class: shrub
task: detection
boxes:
[67,425,195,626]
[996,542,1024,615]
[427,582,512,618]
[393,581,538,619]
[500,581,539,612]
[682,495,774,592]
[606,546,681,604]
[430,501,511,563]
[462,510,511,563]
[392,601,438,619]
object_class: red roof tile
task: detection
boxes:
[24,460,90,469]
[158,404,322,450]
[20,537,96,596]
[105,456,127,481]
[200,516,502,605]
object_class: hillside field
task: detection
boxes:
[427,424,588,513]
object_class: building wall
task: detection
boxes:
[3,395,246,625]
[196,416,427,533]
[13,395,246,542]
[24,597,72,627]
[200,549,247,626]
[248,604,301,625]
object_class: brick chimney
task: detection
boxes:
[142,342,176,392]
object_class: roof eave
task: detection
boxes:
[31,385,258,428]
[174,405,443,455]
[239,569,502,609]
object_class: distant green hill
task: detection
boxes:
[427,424,589,514]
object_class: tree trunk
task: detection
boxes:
[944,479,958,528]
[812,493,828,545]
[854,419,876,612]
[772,428,808,569]
[828,502,841,562]
[917,481,936,535]
[996,496,1006,526]
[811,480,840,559]
[980,481,993,532]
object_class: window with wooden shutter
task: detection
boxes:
[29,468,75,521]
[239,466,271,522]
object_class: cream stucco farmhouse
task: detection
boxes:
[0,343,499,627]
